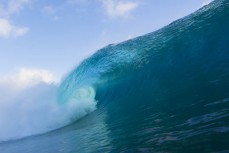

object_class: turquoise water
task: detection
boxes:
[0,0,229,152]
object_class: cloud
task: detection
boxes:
[101,0,138,18]
[201,0,213,7]
[0,68,58,89]
[0,18,29,38]
[67,0,89,5]
[42,5,56,15]
[0,0,31,17]
[42,5,60,21]
[0,0,31,38]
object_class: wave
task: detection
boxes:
[0,0,228,149]
[60,0,229,109]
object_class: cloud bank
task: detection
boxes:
[0,68,58,89]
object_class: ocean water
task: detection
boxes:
[0,0,229,152]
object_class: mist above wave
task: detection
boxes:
[0,68,96,142]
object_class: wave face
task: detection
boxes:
[1,0,229,152]
[58,0,229,152]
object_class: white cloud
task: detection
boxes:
[67,0,88,5]
[101,0,138,18]
[0,0,31,17]
[42,5,56,15]
[0,18,29,38]
[15,68,58,85]
[0,0,31,38]
[201,0,213,7]
[8,0,31,15]
[0,68,58,89]
[42,5,60,21]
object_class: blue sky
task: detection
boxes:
[0,0,213,81]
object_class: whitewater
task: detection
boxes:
[0,0,229,152]
[0,68,97,141]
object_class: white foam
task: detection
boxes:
[0,69,97,142]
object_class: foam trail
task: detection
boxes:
[0,68,97,142]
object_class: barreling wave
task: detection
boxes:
[59,0,229,109]
[0,1,228,151]
[57,0,229,151]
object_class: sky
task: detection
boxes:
[0,0,213,82]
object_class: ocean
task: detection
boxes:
[0,0,229,152]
